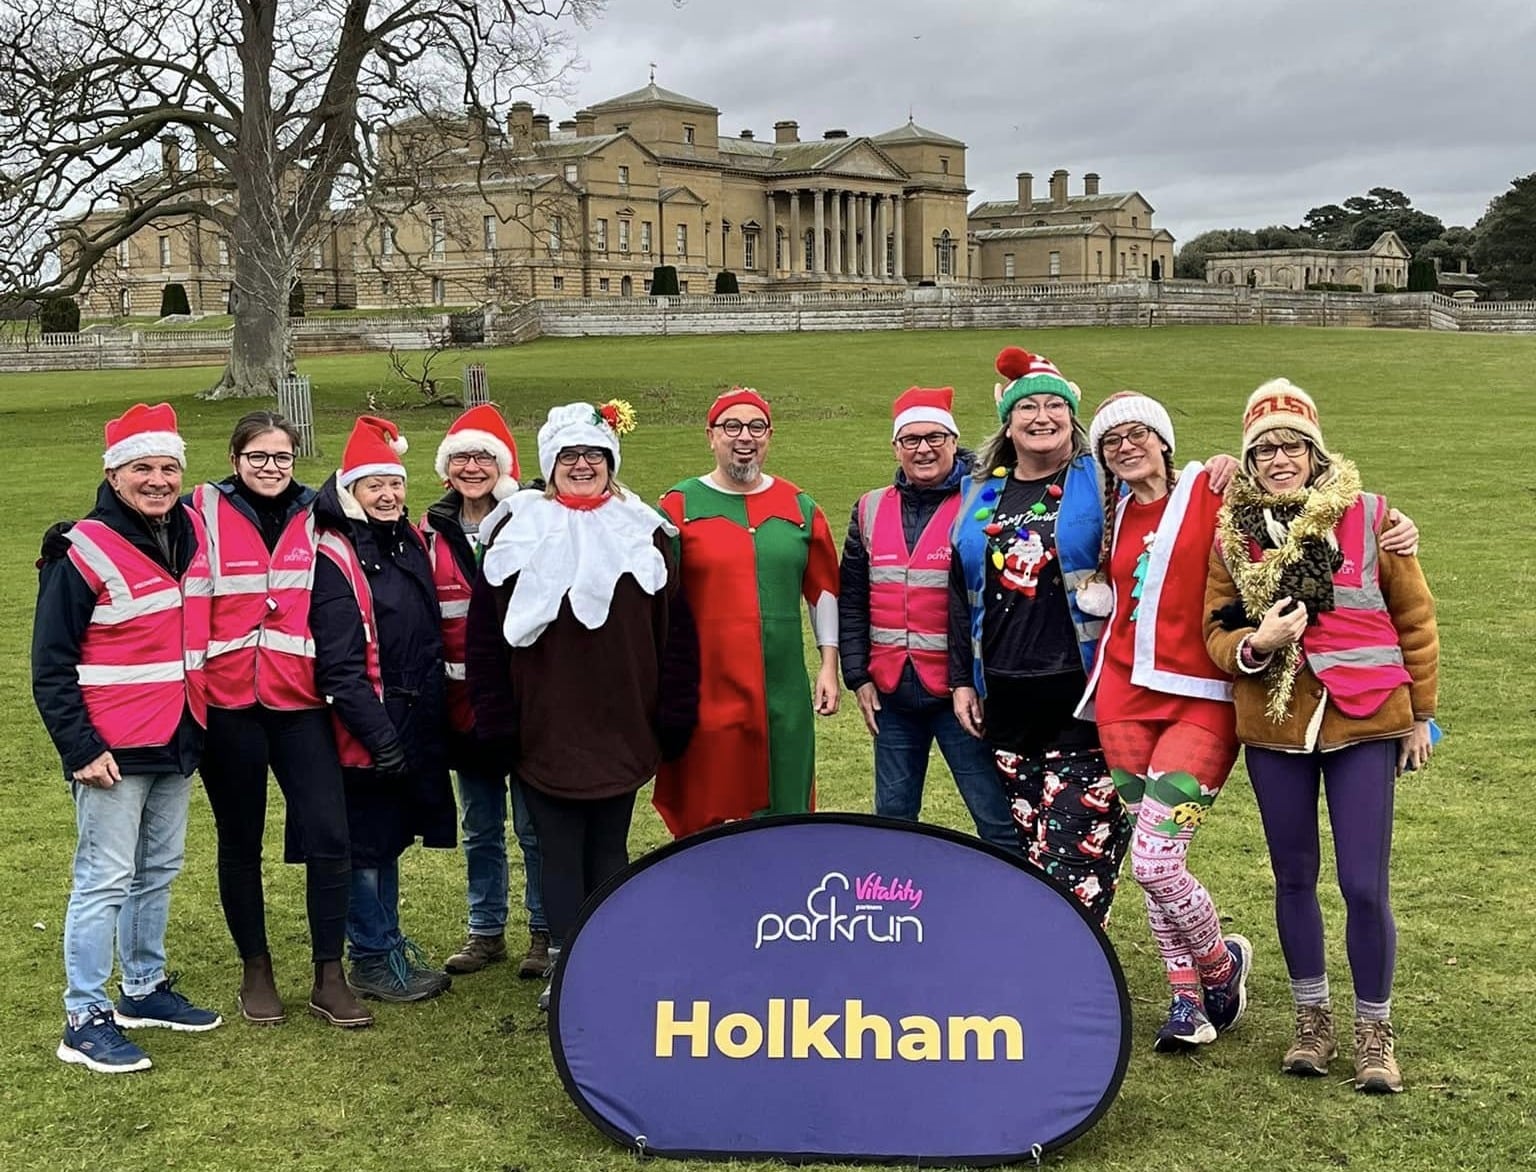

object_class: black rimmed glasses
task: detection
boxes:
[447,451,498,468]
[894,431,954,452]
[1100,425,1154,453]
[556,447,609,467]
[712,418,771,438]
[1252,440,1308,462]
[240,451,295,470]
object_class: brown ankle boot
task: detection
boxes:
[309,961,374,1028]
[238,954,286,1025]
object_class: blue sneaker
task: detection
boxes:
[58,1010,152,1073]
[1153,996,1217,1052]
[114,973,223,1032]
[1203,934,1253,1033]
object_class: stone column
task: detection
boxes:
[844,192,858,274]
[862,194,874,277]
[789,190,802,274]
[813,189,826,274]
[875,194,889,279]
[828,189,842,276]
[893,194,905,281]
[765,191,777,275]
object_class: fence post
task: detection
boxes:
[277,373,318,457]
[464,362,489,407]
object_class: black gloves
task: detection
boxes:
[372,740,409,778]
[39,520,76,564]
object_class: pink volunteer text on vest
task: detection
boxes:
[316,531,384,768]
[65,512,212,749]
[424,525,475,734]
[860,486,961,697]
[195,486,323,710]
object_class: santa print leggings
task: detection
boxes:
[1098,720,1240,992]
[1245,740,1397,1005]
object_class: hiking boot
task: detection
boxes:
[1281,1004,1337,1076]
[1203,934,1253,1033]
[445,932,507,975]
[1153,995,1217,1052]
[348,944,452,1003]
[1353,1018,1404,1094]
[537,947,562,1013]
[308,961,374,1028]
[518,930,552,980]
[58,1010,152,1074]
[238,953,285,1025]
[115,974,223,1032]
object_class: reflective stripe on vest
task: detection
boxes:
[424,524,475,733]
[65,512,211,749]
[195,485,323,710]
[1301,493,1412,718]
[861,486,960,696]
[316,531,383,767]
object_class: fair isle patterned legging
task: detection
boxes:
[1098,720,1240,990]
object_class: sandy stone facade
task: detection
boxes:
[1204,231,1410,290]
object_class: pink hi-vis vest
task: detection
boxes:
[423,525,474,734]
[64,511,211,749]
[1250,492,1412,719]
[316,531,384,768]
[860,486,961,697]
[194,486,323,710]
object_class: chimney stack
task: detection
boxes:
[467,108,488,156]
[532,113,551,143]
[739,129,755,140]
[823,128,848,139]
[506,101,534,147]
[160,134,181,176]
[1083,172,1101,196]
[558,119,577,133]
[774,120,799,144]
[574,108,597,137]
[1050,169,1069,208]
[1016,172,1033,208]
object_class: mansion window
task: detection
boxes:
[120,289,132,315]
[552,275,564,291]
[1131,216,1138,228]
[549,215,563,255]
[117,240,130,266]
[939,156,949,174]
[483,215,497,251]
[886,235,895,276]
[618,219,630,254]
[1003,253,1015,279]
[743,229,758,271]
[312,245,324,269]
[803,229,814,272]
[596,218,608,252]
[1120,252,1127,275]
[599,277,610,292]
[935,230,954,277]
[217,238,230,267]
[564,163,579,183]
[1096,250,1104,276]
[1049,251,1061,277]
[431,277,445,304]
[381,225,395,256]
[641,221,652,254]
[618,165,630,186]
[775,229,785,270]
[683,124,695,145]
[380,277,392,296]
[430,216,445,259]
[679,280,689,294]
[158,235,171,268]
[675,224,687,259]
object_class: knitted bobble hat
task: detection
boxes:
[994,346,1080,421]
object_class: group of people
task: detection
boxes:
[33,348,1437,1099]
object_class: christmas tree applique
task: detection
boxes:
[1129,532,1155,621]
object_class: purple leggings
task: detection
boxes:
[1245,740,1397,1003]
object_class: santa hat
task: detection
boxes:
[1088,391,1176,458]
[707,386,772,426]
[891,386,958,440]
[338,415,409,488]
[994,346,1081,421]
[435,405,520,500]
[537,402,623,480]
[103,402,186,469]
[1242,378,1325,460]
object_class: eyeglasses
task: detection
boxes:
[556,447,609,467]
[1100,425,1154,453]
[447,451,498,468]
[240,451,295,469]
[1012,398,1071,418]
[1252,440,1309,462]
[894,431,954,452]
[712,418,771,438]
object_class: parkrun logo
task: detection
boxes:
[655,999,1025,1062]
[753,871,925,950]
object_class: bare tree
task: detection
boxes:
[0,0,598,398]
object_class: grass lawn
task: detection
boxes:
[1,326,1533,1171]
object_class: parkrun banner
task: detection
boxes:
[550,815,1130,1165]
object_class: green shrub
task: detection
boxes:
[713,270,739,295]
[159,283,190,316]
[650,265,679,297]
[1407,258,1438,292]
[37,295,81,335]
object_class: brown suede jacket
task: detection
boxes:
[1204,528,1439,753]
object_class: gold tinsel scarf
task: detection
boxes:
[1216,458,1361,721]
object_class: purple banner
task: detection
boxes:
[551,815,1129,1165]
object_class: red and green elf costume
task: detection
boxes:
[652,472,839,838]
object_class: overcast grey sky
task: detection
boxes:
[549,0,1536,244]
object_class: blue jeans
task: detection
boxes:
[871,666,1021,855]
[63,772,193,1018]
[347,860,402,959]
[456,767,547,937]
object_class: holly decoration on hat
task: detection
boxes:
[596,399,637,436]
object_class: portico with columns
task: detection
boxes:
[760,185,914,283]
